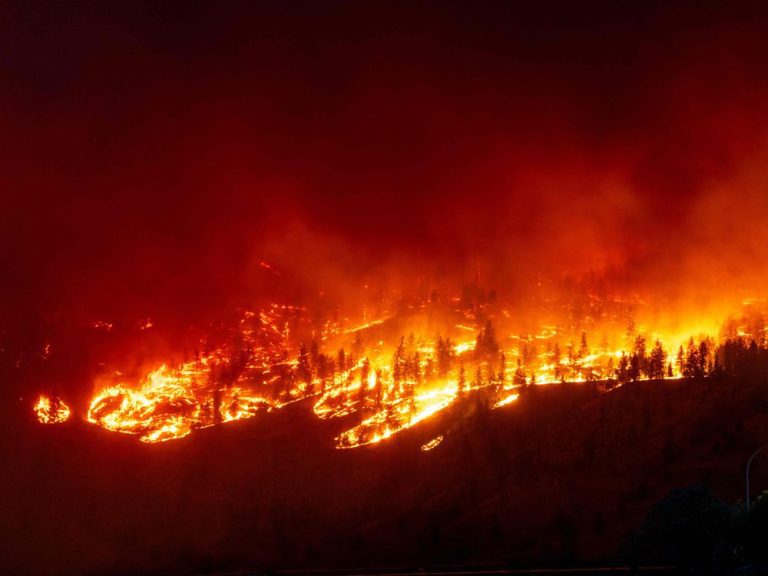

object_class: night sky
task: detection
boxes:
[3,1,768,325]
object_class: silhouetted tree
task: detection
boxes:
[408,351,422,385]
[314,354,330,393]
[566,342,576,376]
[497,352,506,390]
[616,353,630,385]
[578,331,589,360]
[522,340,536,367]
[699,339,712,376]
[683,338,703,378]
[337,348,346,373]
[436,336,455,377]
[373,369,383,408]
[424,357,435,381]
[297,343,311,389]
[358,358,370,405]
[648,340,667,380]
[632,334,647,380]
[476,320,500,359]
[323,357,335,393]
[513,358,527,387]
[551,342,563,381]
[310,339,320,372]
[473,366,483,389]
[392,336,406,391]
[213,388,223,425]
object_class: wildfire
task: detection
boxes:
[34,288,768,450]
[86,363,274,443]
[335,381,459,449]
[34,395,71,424]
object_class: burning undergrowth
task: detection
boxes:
[33,276,768,449]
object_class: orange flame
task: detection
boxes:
[37,293,768,449]
[34,395,71,424]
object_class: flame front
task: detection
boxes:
[86,356,275,443]
[34,290,768,449]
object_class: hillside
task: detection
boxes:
[4,373,768,575]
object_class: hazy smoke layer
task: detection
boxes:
[2,1,768,326]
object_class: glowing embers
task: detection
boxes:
[34,395,71,424]
[421,435,444,451]
[86,364,272,443]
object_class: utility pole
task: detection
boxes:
[746,444,768,513]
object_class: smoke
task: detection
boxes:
[2,1,768,329]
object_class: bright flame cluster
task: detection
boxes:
[35,395,71,424]
[34,295,768,449]
[86,364,272,443]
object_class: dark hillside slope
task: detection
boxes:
[3,375,768,575]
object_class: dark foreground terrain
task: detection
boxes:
[220,567,682,576]
[2,371,768,575]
